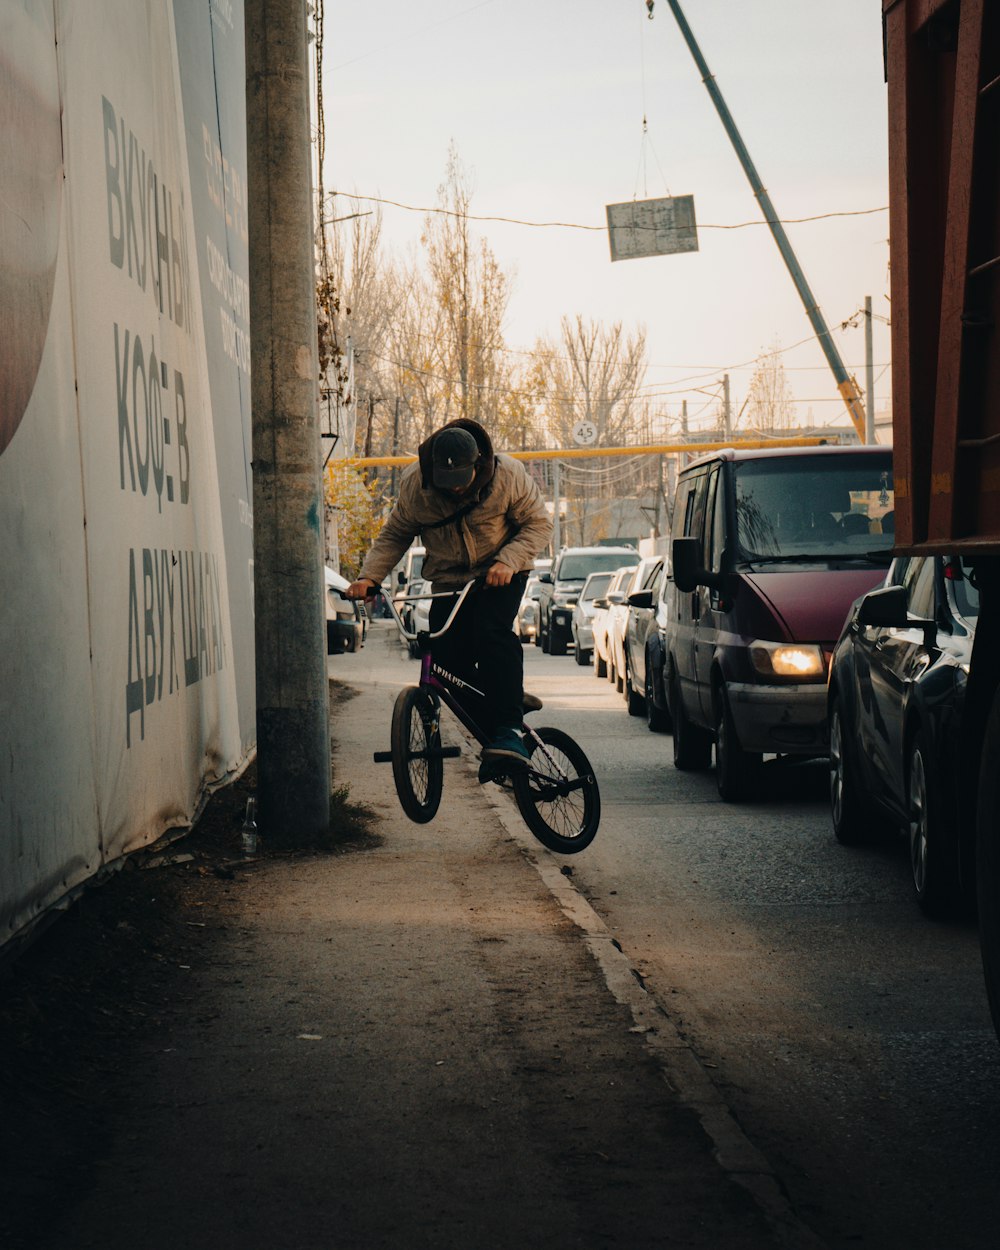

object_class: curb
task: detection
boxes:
[471,752,828,1250]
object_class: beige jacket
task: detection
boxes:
[359,419,552,589]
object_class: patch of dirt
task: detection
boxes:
[0,758,377,1248]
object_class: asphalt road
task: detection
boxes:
[498,639,1000,1250]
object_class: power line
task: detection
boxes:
[331,190,888,235]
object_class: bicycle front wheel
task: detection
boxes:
[513,727,600,854]
[390,687,444,823]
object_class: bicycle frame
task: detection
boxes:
[358,578,584,796]
[382,579,512,746]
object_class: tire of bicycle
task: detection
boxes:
[390,686,444,823]
[513,726,600,854]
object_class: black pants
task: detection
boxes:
[429,574,528,737]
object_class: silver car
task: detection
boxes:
[570,571,615,666]
[516,575,543,642]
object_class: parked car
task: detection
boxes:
[392,544,426,632]
[402,577,432,657]
[516,574,543,642]
[667,444,894,801]
[325,566,367,654]
[536,545,639,656]
[609,556,661,696]
[622,557,670,726]
[828,554,979,916]
[591,566,634,678]
[570,571,614,666]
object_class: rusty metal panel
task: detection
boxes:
[885,0,1000,550]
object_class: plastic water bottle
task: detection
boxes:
[241,797,259,857]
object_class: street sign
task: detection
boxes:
[572,420,599,446]
[606,195,699,262]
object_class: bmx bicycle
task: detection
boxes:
[357,579,600,854]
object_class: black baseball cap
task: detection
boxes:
[432,428,479,489]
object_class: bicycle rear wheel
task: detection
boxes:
[391,686,444,823]
[513,727,600,854]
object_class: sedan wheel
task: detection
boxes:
[908,731,963,917]
[594,648,607,678]
[829,697,876,846]
[625,656,645,716]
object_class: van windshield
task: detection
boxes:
[735,454,894,561]
[558,553,638,581]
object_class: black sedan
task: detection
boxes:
[827,555,979,916]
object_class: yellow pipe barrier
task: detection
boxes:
[342,435,832,470]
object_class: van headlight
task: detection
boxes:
[749,641,826,680]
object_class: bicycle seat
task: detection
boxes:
[523,692,543,713]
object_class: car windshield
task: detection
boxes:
[580,572,613,601]
[559,553,638,581]
[735,454,894,561]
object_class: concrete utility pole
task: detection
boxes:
[864,296,876,445]
[390,396,400,498]
[722,373,732,440]
[246,0,331,840]
[552,460,562,554]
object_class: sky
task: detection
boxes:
[323,0,892,441]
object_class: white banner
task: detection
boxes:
[0,0,253,944]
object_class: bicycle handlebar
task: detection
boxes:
[333,578,483,643]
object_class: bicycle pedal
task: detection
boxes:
[478,760,509,786]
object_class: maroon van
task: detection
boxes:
[665,445,894,801]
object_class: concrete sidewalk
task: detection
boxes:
[32,625,802,1250]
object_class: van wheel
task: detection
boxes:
[670,668,712,771]
[645,660,671,733]
[714,685,761,801]
[595,651,607,678]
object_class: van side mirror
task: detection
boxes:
[627,590,653,609]
[538,572,553,584]
[672,537,723,593]
[397,570,406,587]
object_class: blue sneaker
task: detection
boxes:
[482,729,531,767]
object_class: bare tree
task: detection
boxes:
[534,316,648,544]
[745,340,798,432]
[421,144,513,431]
